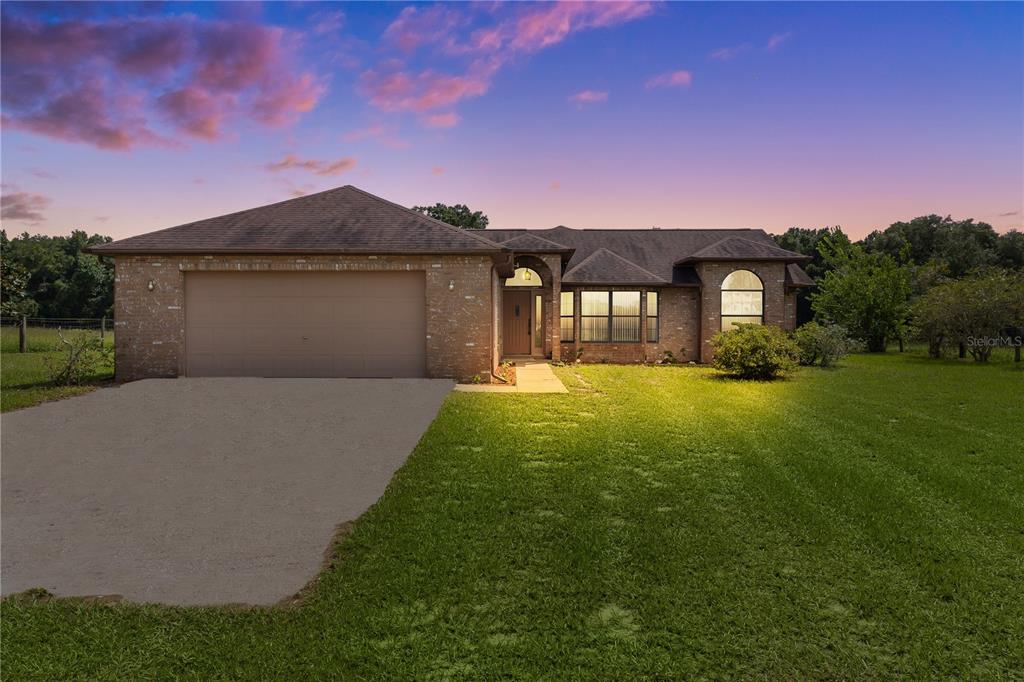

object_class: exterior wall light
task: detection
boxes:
[148,279,155,291]
[449,280,455,290]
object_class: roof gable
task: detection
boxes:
[678,236,810,263]
[499,233,571,252]
[91,185,504,254]
[563,248,665,285]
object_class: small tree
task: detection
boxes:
[44,329,112,385]
[812,237,911,352]
[412,203,489,230]
[793,322,855,367]
[711,324,799,380]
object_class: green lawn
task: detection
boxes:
[1,328,114,412]
[3,352,1022,679]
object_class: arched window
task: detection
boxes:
[505,267,543,287]
[721,269,763,331]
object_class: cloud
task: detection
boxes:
[422,112,461,128]
[1,191,51,223]
[549,181,561,192]
[311,10,345,36]
[709,44,751,61]
[360,2,653,123]
[645,70,693,89]
[265,154,357,176]
[766,32,793,51]
[342,122,410,149]
[94,216,110,223]
[29,168,57,180]
[997,210,1020,217]
[0,9,325,150]
[569,90,608,106]
[431,166,445,176]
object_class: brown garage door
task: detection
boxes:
[185,271,426,378]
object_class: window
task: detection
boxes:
[560,291,574,342]
[721,269,763,331]
[534,294,544,348]
[580,291,641,342]
[505,267,542,287]
[646,291,659,342]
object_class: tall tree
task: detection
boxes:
[996,230,1024,270]
[812,236,912,352]
[773,226,850,279]
[862,215,1000,277]
[412,203,489,230]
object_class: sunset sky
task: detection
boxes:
[1,1,1021,241]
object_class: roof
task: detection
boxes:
[90,185,504,255]
[563,248,664,285]
[676,236,810,264]
[786,263,816,287]
[485,226,811,286]
[497,232,573,253]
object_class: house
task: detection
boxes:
[90,185,812,382]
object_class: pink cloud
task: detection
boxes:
[311,10,345,36]
[645,70,693,89]
[767,32,793,51]
[0,10,325,150]
[360,2,653,122]
[1,190,51,223]
[342,122,410,149]
[265,154,357,176]
[709,44,751,61]
[422,112,461,129]
[568,90,609,106]
[431,166,446,176]
[549,181,561,192]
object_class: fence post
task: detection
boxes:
[958,342,966,359]
[101,316,106,342]
[19,315,27,353]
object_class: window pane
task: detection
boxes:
[646,291,658,316]
[612,291,640,315]
[534,295,543,348]
[612,315,640,342]
[581,316,609,341]
[560,291,574,316]
[722,316,763,331]
[581,291,609,315]
[722,291,763,316]
[647,316,658,342]
[722,269,762,290]
[560,317,574,342]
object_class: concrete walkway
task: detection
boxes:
[455,360,568,394]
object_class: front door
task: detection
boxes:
[503,290,532,355]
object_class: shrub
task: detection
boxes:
[44,329,112,386]
[711,324,799,380]
[793,322,855,367]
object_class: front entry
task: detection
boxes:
[503,290,532,355]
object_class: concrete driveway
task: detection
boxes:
[1,378,451,606]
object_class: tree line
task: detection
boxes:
[1,230,114,319]
[774,216,1024,360]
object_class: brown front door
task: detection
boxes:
[502,290,532,355]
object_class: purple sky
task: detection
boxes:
[1,1,1021,240]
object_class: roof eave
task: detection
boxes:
[87,246,510,256]
[674,254,812,265]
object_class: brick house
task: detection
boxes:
[90,185,812,382]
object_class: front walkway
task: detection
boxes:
[455,360,568,394]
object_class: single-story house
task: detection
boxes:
[90,185,812,382]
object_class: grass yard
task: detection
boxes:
[2,351,1022,679]
[0,327,114,412]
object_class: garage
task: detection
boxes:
[184,271,426,378]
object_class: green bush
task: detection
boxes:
[44,329,113,386]
[793,322,855,367]
[711,324,799,379]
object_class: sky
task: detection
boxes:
[1,1,1021,241]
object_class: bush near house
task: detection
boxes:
[711,323,799,379]
[793,321,855,367]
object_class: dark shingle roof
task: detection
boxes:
[498,233,573,253]
[786,263,816,287]
[90,185,504,254]
[563,248,665,285]
[485,227,810,285]
[677,236,810,263]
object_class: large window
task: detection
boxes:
[721,269,763,331]
[580,291,641,342]
[505,267,542,287]
[646,291,659,342]
[560,291,574,342]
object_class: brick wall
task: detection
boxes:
[695,261,788,363]
[114,254,496,382]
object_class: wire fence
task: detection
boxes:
[0,316,115,353]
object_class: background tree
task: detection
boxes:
[811,236,912,352]
[0,230,114,318]
[862,215,1000,277]
[412,203,489,230]
[773,226,851,280]
[996,230,1024,270]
